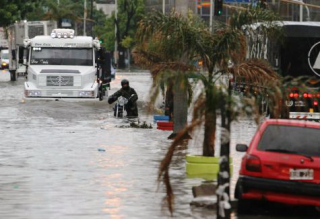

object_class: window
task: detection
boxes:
[257,125,320,157]
[31,48,93,66]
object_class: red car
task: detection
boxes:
[235,119,320,213]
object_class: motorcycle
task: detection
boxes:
[113,96,128,118]
[113,94,138,118]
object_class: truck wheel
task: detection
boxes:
[10,71,16,81]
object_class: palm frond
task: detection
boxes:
[157,119,203,215]
[228,58,279,84]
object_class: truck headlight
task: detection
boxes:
[2,62,7,66]
[25,90,41,97]
[79,91,94,97]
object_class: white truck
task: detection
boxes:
[8,21,57,81]
[12,26,112,100]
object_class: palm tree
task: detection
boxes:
[134,10,206,141]
[42,0,82,28]
[134,6,284,216]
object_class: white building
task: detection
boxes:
[96,0,116,17]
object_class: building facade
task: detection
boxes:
[96,0,116,17]
[144,0,320,23]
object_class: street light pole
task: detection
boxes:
[163,0,165,14]
[114,0,118,66]
[210,0,213,32]
[90,0,93,36]
[84,0,87,36]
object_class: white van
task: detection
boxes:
[0,49,9,69]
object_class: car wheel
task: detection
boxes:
[235,180,254,215]
[237,197,254,215]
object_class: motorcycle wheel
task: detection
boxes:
[98,91,104,101]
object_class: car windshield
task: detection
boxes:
[31,47,93,66]
[257,125,320,157]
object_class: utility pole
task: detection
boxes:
[163,0,165,14]
[210,0,213,32]
[84,0,87,36]
[91,0,93,36]
[217,87,231,219]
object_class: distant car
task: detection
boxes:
[111,64,116,80]
[0,49,9,69]
[235,119,320,214]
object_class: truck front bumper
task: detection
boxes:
[289,112,320,120]
[24,82,100,99]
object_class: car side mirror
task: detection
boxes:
[236,144,248,152]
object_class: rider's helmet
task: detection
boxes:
[121,79,129,90]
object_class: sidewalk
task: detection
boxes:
[116,68,150,74]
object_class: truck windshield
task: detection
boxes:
[30,47,93,66]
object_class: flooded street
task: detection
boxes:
[0,70,316,219]
[0,71,214,219]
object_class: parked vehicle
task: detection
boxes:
[0,49,9,69]
[274,22,320,120]
[235,119,320,214]
[8,20,57,81]
[233,22,320,120]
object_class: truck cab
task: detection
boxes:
[23,28,109,100]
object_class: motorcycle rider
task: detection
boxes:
[108,79,138,117]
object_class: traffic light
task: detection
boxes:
[214,0,223,16]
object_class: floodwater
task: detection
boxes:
[0,70,317,219]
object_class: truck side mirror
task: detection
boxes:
[23,48,29,65]
[11,50,16,60]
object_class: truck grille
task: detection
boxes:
[47,76,73,86]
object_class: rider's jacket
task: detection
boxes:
[111,87,138,102]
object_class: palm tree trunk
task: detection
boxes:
[203,79,216,157]
[168,80,189,139]
[203,110,216,156]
